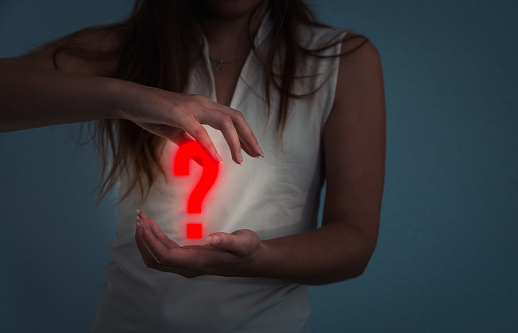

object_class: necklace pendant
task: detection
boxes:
[215,60,223,71]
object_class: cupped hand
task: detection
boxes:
[116,83,264,165]
[134,211,263,278]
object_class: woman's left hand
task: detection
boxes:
[135,211,263,278]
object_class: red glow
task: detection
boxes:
[186,223,203,239]
[173,142,220,239]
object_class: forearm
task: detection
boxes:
[0,60,127,131]
[251,222,375,285]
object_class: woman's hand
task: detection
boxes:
[134,211,263,278]
[117,83,264,165]
[1,58,263,165]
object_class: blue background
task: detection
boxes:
[1,0,517,332]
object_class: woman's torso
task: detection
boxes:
[92,13,347,333]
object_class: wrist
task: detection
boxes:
[106,78,139,120]
[244,240,270,278]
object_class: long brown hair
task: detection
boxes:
[47,0,368,205]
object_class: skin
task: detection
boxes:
[1,0,385,285]
[0,31,263,164]
[135,2,386,285]
[199,0,268,106]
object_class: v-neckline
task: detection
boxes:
[204,50,252,109]
[200,11,272,109]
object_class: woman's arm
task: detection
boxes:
[0,58,122,131]
[232,35,386,285]
[0,31,125,131]
[0,31,263,163]
[135,35,386,285]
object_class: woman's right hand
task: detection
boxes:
[1,27,262,166]
[117,83,264,165]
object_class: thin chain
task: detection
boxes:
[209,55,247,71]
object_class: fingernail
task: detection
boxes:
[209,235,221,246]
[136,221,143,234]
[136,209,141,216]
[214,153,223,163]
[237,151,243,164]
[255,144,264,157]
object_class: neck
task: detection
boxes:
[197,2,268,60]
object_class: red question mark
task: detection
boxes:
[173,142,220,239]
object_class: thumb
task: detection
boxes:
[207,232,248,255]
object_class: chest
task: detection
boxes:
[185,50,334,167]
[210,61,246,106]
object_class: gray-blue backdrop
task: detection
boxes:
[1,0,517,332]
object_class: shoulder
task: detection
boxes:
[325,29,385,138]
[298,23,347,50]
[339,31,380,63]
[51,25,127,76]
[335,31,383,107]
[12,25,126,76]
[298,25,377,62]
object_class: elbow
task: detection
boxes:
[343,259,369,281]
[349,228,379,279]
[351,258,370,278]
[342,242,377,281]
[316,259,370,285]
[357,241,378,275]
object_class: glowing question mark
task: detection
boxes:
[173,142,220,239]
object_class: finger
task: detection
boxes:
[203,102,263,158]
[138,211,180,250]
[135,222,161,265]
[239,136,255,160]
[179,117,223,164]
[163,129,204,166]
[135,124,203,167]
[204,104,264,159]
[227,108,264,157]
[195,109,243,165]
[206,231,251,256]
[214,113,243,165]
[135,213,169,264]
[135,230,199,277]
[136,214,203,267]
[165,128,196,147]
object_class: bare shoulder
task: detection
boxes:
[339,31,381,69]
[1,25,126,76]
[323,28,385,179]
[332,31,383,111]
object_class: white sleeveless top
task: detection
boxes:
[92,13,347,333]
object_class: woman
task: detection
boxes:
[0,0,385,331]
